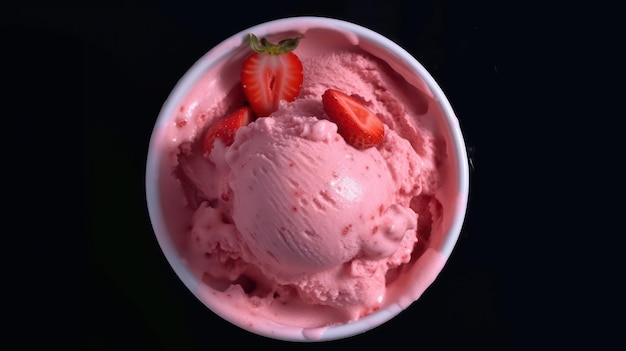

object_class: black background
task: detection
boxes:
[4,0,621,349]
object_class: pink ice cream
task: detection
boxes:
[228,116,415,275]
[199,113,422,320]
[150,23,464,337]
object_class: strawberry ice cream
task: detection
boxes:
[147,17,469,341]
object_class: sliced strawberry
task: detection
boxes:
[322,88,384,149]
[241,34,303,117]
[202,106,253,154]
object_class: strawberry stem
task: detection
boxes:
[247,33,302,55]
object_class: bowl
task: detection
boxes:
[146,16,469,342]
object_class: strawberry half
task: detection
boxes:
[202,106,253,154]
[322,88,384,149]
[241,34,303,117]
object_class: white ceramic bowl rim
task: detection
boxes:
[146,16,469,342]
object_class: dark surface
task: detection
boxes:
[4,0,619,349]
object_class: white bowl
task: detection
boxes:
[146,16,470,342]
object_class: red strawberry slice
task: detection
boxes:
[241,34,303,117]
[202,106,253,154]
[322,88,385,149]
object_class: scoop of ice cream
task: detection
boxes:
[224,114,416,281]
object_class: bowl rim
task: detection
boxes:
[146,15,470,342]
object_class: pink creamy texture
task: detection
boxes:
[156,28,453,333]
